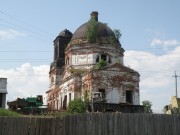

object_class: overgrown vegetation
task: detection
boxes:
[0,108,22,117]
[171,107,180,114]
[95,60,107,69]
[110,29,122,44]
[85,16,98,43]
[142,100,153,113]
[67,98,86,114]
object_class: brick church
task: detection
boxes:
[46,12,140,110]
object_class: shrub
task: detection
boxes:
[0,108,21,117]
[67,98,86,114]
[95,60,107,69]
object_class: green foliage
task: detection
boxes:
[67,98,86,114]
[0,108,22,117]
[113,29,121,40]
[95,59,107,69]
[142,100,153,113]
[86,16,98,43]
[110,29,122,44]
[171,107,180,114]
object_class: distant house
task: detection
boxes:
[0,78,7,108]
[164,96,180,114]
[46,12,140,111]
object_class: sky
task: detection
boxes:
[0,0,180,113]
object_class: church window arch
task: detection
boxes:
[96,55,100,63]
[96,54,111,64]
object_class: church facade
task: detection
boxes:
[46,12,140,110]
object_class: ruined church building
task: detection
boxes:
[46,12,140,110]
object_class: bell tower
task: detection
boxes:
[52,29,72,68]
[49,29,72,86]
[47,29,72,110]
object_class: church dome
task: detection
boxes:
[72,11,115,40]
[58,29,72,37]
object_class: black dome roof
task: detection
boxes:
[72,22,114,40]
[58,29,72,37]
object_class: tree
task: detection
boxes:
[85,16,98,43]
[113,29,122,40]
[67,98,86,114]
[109,29,122,44]
[142,100,153,113]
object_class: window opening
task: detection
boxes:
[99,89,106,100]
[108,57,111,63]
[63,95,67,110]
[126,91,132,104]
[101,54,107,61]
[96,56,100,63]
[69,93,71,102]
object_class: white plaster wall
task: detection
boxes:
[72,54,93,65]
[58,78,76,109]
[133,92,140,105]
[106,88,122,103]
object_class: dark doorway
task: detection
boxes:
[99,89,105,100]
[126,91,132,104]
[63,95,67,110]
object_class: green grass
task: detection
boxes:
[0,108,22,117]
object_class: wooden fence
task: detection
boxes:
[0,113,180,135]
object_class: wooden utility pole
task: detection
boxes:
[172,71,180,97]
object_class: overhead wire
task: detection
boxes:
[0,19,53,43]
[0,10,54,37]
[0,11,179,76]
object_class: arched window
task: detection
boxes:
[101,54,107,61]
[96,54,112,64]
[96,56,100,63]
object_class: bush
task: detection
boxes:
[142,100,153,113]
[0,108,21,117]
[67,99,86,114]
[95,60,107,69]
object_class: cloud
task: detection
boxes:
[144,28,165,37]
[1,46,180,113]
[150,39,180,49]
[0,29,26,40]
[0,63,49,106]
[124,46,180,113]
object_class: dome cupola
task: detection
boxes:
[71,11,115,41]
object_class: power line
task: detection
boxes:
[0,10,54,37]
[0,19,53,43]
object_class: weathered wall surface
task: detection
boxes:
[90,66,140,105]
